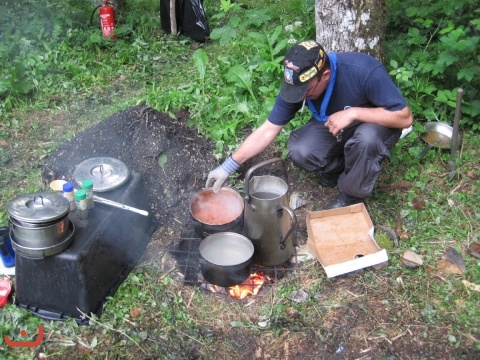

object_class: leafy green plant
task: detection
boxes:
[386,0,480,130]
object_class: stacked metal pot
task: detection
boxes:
[7,192,75,259]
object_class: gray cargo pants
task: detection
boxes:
[287,119,401,199]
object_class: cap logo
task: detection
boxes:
[299,40,319,50]
[315,49,325,70]
[299,66,318,83]
[284,68,294,85]
[284,60,299,71]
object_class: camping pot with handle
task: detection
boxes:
[243,158,297,266]
[6,192,74,259]
[199,232,254,287]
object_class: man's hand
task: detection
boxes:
[206,166,229,193]
[205,155,241,193]
[325,107,354,137]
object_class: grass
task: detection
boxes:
[0,0,479,358]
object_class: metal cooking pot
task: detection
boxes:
[9,222,75,260]
[10,215,69,247]
[7,192,74,259]
[199,232,254,287]
[190,188,244,237]
[419,121,462,159]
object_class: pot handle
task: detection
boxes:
[244,157,287,203]
[277,205,297,250]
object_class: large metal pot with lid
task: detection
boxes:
[7,192,75,259]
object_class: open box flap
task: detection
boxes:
[321,250,388,278]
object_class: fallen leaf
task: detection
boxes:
[437,260,464,275]
[130,306,143,318]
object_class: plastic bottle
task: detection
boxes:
[74,190,88,220]
[82,179,94,209]
[63,182,76,211]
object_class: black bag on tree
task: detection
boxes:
[182,0,210,42]
[160,0,182,35]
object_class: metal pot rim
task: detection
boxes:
[190,188,244,226]
[199,232,254,266]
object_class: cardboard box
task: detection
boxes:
[307,203,387,278]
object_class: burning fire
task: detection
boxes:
[228,272,268,299]
[200,273,270,299]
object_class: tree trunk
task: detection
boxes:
[315,0,386,62]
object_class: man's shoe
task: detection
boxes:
[326,194,364,209]
[317,172,340,187]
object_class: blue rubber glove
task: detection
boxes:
[206,156,240,193]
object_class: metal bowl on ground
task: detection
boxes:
[421,121,461,148]
[199,232,254,287]
[419,121,463,159]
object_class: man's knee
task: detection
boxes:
[347,127,386,156]
[287,140,315,168]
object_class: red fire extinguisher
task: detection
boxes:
[91,0,116,38]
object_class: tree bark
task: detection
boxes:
[315,0,386,62]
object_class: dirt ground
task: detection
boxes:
[37,106,477,359]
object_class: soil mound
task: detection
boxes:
[42,105,218,228]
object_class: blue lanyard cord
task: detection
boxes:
[307,52,337,122]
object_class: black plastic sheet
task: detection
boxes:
[182,0,210,42]
[160,0,210,42]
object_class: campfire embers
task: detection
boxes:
[200,272,272,299]
[228,272,271,299]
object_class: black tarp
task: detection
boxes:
[160,0,210,42]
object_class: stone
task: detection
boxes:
[401,250,423,268]
[467,242,480,259]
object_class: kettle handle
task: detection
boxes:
[277,205,297,250]
[244,157,287,203]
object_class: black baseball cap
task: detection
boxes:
[280,40,327,103]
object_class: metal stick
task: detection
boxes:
[448,88,463,172]
[93,195,149,216]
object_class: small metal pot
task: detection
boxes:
[10,222,75,260]
[9,215,69,247]
[190,188,244,236]
[199,232,254,287]
[6,192,73,259]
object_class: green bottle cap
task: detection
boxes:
[75,189,87,200]
[82,179,93,190]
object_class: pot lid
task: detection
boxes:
[7,192,70,223]
[73,157,130,192]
